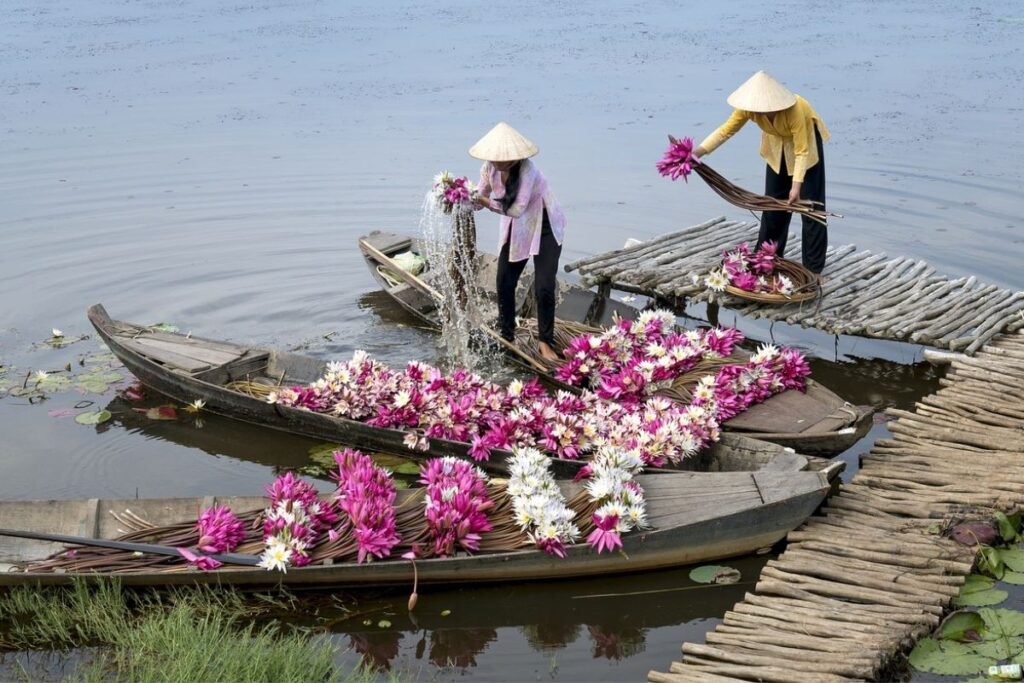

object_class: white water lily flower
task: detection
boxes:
[704,269,729,292]
[52,328,64,338]
[191,399,205,411]
[258,541,292,572]
[776,274,795,295]
[645,343,666,358]
[507,379,524,397]
[34,370,49,381]
[393,390,411,408]
[751,344,780,364]
[405,433,426,451]
[597,501,627,520]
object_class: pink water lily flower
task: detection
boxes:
[195,505,246,554]
[587,514,623,554]
[177,547,223,571]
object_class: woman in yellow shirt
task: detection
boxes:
[694,71,831,276]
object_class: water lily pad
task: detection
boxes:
[1001,571,1024,585]
[377,620,391,629]
[150,323,178,333]
[689,565,741,584]
[440,610,451,617]
[980,608,1024,637]
[908,638,990,676]
[955,575,1008,607]
[997,548,1024,573]
[82,352,118,364]
[995,511,1022,543]
[362,619,372,626]
[75,410,111,425]
[82,371,123,384]
[392,478,410,490]
[371,453,421,469]
[307,443,346,468]
[37,374,72,391]
[391,461,421,475]
[76,380,112,395]
[980,546,1006,579]
[937,611,985,642]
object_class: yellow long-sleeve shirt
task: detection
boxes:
[698,95,830,183]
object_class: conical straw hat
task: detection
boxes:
[726,71,796,113]
[468,122,538,161]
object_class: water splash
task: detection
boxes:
[418,192,493,372]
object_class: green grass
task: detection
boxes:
[0,581,384,683]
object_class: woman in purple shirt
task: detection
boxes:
[471,123,567,362]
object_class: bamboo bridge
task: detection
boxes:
[619,236,1024,681]
[565,217,1024,355]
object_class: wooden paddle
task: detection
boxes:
[0,528,262,567]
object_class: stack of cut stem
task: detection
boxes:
[663,134,838,226]
[693,161,833,226]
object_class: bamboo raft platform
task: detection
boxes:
[565,217,1024,355]
[648,330,1024,683]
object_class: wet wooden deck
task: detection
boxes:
[565,217,1024,355]
[648,331,1024,682]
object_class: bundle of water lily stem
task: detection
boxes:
[658,135,839,226]
[22,447,639,575]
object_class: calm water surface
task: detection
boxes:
[1,0,1022,679]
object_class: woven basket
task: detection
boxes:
[721,258,819,304]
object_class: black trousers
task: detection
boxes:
[497,211,561,344]
[757,127,827,273]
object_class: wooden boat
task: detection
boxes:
[86,304,840,480]
[0,466,831,588]
[358,230,874,456]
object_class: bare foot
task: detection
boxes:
[538,342,560,362]
[816,274,827,285]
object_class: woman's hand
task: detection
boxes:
[788,182,802,204]
[473,194,490,210]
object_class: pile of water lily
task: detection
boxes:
[246,446,650,570]
[268,351,712,467]
[268,313,810,466]
[555,309,809,419]
[703,241,797,296]
[33,447,654,573]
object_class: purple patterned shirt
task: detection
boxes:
[477,159,566,263]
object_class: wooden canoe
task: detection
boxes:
[85,304,839,480]
[358,230,874,455]
[0,467,831,588]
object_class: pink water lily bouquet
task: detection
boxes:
[583,447,648,554]
[433,171,477,214]
[656,136,698,182]
[555,309,744,403]
[421,457,494,557]
[259,472,339,571]
[332,448,401,564]
[704,241,796,296]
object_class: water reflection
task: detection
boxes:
[301,555,766,679]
